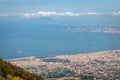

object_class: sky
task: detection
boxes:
[0,0,120,17]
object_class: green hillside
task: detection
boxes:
[0,58,44,80]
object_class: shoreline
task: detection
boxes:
[7,48,120,60]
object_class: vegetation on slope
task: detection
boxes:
[0,58,44,80]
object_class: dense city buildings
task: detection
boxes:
[9,49,120,80]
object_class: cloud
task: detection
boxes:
[1,11,120,17]
[80,12,103,16]
[38,11,58,16]
[22,13,36,17]
[22,11,104,17]
[0,13,11,16]
[59,12,80,16]
[112,11,120,16]
[22,11,80,17]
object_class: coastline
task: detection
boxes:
[8,49,120,79]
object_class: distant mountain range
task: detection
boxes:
[9,49,120,80]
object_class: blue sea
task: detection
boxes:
[0,18,120,59]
